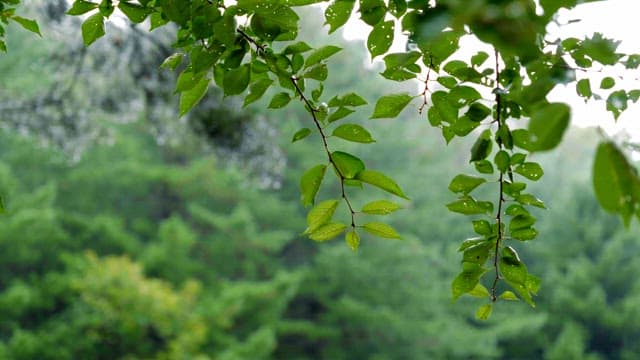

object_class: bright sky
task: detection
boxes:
[341,0,640,141]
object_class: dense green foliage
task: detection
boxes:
[2,0,640,333]
[0,93,638,359]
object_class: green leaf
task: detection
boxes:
[469,283,490,298]
[499,291,519,301]
[581,33,621,65]
[527,103,570,152]
[332,124,376,143]
[66,0,99,15]
[470,130,493,162]
[292,128,312,143]
[471,51,489,67]
[312,84,324,101]
[576,78,592,98]
[81,12,105,46]
[511,228,538,241]
[331,151,365,179]
[500,246,526,283]
[300,165,327,207]
[0,196,5,214]
[503,182,527,197]
[223,64,251,96]
[383,51,420,69]
[328,107,355,123]
[600,76,615,89]
[179,77,210,117]
[506,204,530,217]
[160,53,184,70]
[176,70,204,92]
[309,222,347,241]
[304,45,342,69]
[244,79,274,107]
[496,124,513,150]
[355,170,409,199]
[446,197,493,215]
[452,263,486,301]
[448,174,486,195]
[593,141,637,214]
[515,194,546,209]
[430,91,457,123]
[463,242,491,265]
[328,93,368,107]
[370,93,413,119]
[359,0,386,25]
[494,151,510,173]
[449,86,481,107]
[512,129,534,151]
[306,199,340,233]
[10,16,40,36]
[367,20,394,59]
[345,230,360,251]
[510,153,527,165]
[118,2,151,23]
[361,200,402,215]
[249,4,299,41]
[472,220,492,236]
[437,76,458,89]
[283,41,313,54]
[475,303,492,320]
[304,63,328,81]
[324,0,355,34]
[606,90,628,120]
[474,160,494,174]
[509,214,536,231]
[500,247,536,306]
[458,238,488,252]
[268,92,292,109]
[362,222,401,239]
[150,12,168,30]
[514,162,544,181]
[466,102,491,122]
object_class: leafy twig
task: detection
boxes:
[290,76,357,229]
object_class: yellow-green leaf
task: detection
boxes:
[309,222,346,241]
[345,230,360,250]
[305,199,339,233]
[300,165,327,207]
[81,13,105,46]
[355,169,409,199]
[361,222,401,239]
[361,200,402,215]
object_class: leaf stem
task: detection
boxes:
[491,48,505,302]
[418,55,433,114]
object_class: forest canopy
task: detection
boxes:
[2,0,640,322]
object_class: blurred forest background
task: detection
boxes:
[1,2,639,359]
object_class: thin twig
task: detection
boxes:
[491,48,505,302]
[418,55,434,114]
